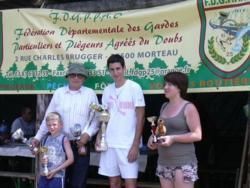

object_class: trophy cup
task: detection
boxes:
[147,117,167,143]
[12,128,38,152]
[70,123,81,140]
[95,108,110,152]
[12,128,28,143]
[155,118,167,138]
[40,146,49,176]
[147,116,158,143]
[70,123,86,155]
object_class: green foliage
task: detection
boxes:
[84,60,96,69]
[208,36,249,64]
[24,61,37,71]
[8,63,17,72]
[134,61,144,69]
[57,62,64,71]
[175,56,191,68]
[149,58,168,68]
[41,63,49,70]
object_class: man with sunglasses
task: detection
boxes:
[32,63,99,188]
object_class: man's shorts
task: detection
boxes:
[98,148,139,179]
[156,163,198,183]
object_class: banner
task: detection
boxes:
[0,0,249,94]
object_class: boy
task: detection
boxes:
[38,112,74,188]
[97,54,145,188]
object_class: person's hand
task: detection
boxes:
[46,169,56,179]
[31,138,39,147]
[147,135,157,150]
[128,144,139,163]
[31,138,40,155]
[157,135,174,147]
[76,133,89,148]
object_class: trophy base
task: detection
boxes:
[95,145,108,152]
[43,170,49,176]
[96,147,108,152]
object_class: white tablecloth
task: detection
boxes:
[0,143,34,158]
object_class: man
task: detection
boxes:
[32,63,99,188]
[11,106,35,139]
[97,54,145,188]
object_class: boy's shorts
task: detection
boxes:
[98,147,139,179]
[38,176,64,188]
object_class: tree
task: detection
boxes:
[149,58,168,68]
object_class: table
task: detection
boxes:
[0,143,37,188]
[0,143,34,158]
[0,144,152,188]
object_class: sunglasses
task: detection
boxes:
[68,74,84,78]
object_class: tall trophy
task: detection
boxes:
[95,108,110,152]
[40,146,49,176]
[12,128,38,152]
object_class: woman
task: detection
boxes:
[147,72,202,188]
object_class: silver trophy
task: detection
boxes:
[12,128,28,143]
[40,146,49,176]
[70,103,103,155]
[70,123,87,155]
[95,108,110,152]
[12,128,38,152]
[70,123,81,140]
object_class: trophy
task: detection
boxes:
[12,128,38,152]
[40,146,49,176]
[95,108,110,152]
[70,123,86,155]
[147,116,158,143]
[70,103,103,155]
[155,118,167,138]
[70,123,81,140]
[147,117,167,143]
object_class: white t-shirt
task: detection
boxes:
[102,80,145,149]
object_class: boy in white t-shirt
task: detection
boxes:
[96,54,145,188]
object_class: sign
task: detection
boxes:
[0,0,249,94]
